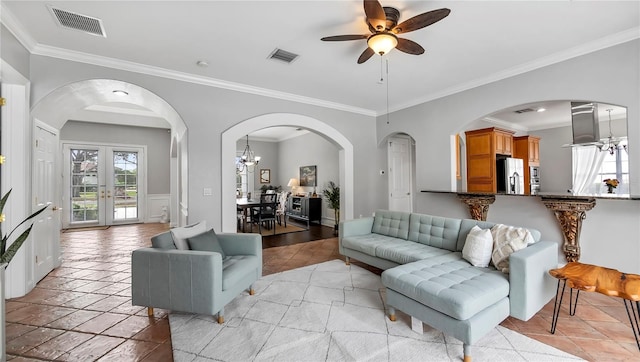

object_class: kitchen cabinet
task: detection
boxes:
[465,127,515,193]
[286,196,321,227]
[514,135,541,195]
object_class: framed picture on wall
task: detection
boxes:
[260,169,270,184]
[299,165,317,187]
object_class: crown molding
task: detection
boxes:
[30,44,377,117]
[482,117,530,133]
[389,27,640,114]
[1,3,37,51]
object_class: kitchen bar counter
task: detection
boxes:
[420,190,638,262]
[420,190,640,200]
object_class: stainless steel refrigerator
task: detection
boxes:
[497,158,525,194]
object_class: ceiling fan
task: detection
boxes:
[321,0,451,64]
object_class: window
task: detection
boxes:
[572,144,628,195]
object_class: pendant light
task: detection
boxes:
[236,135,261,172]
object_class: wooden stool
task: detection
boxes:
[549,262,640,350]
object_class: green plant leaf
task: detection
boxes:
[0,189,11,214]
[0,225,33,264]
[2,205,48,246]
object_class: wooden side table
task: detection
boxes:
[548,262,640,350]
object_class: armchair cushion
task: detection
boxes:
[170,221,207,250]
[188,228,226,259]
[151,231,176,249]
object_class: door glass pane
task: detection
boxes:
[113,151,138,220]
[70,148,99,222]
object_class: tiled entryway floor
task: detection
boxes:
[6,223,640,360]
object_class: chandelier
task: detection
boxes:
[599,109,627,155]
[236,135,261,172]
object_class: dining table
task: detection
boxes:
[236,197,262,232]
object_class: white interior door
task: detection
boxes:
[62,143,145,228]
[33,123,59,282]
[388,136,413,212]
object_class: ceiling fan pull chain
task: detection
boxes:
[386,58,390,125]
[380,56,384,82]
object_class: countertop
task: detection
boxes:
[420,190,640,201]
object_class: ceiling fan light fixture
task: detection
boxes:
[368,33,398,55]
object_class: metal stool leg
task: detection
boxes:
[551,279,566,334]
[569,289,580,316]
[624,300,640,351]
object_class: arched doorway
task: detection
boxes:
[28,79,187,287]
[221,113,354,233]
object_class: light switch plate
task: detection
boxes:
[203,188,212,196]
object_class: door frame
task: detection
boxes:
[61,141,147,228]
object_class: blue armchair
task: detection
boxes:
[131,230,262,323]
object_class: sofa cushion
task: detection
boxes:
[381,254,509,321]
[222,255,260,291]
[461,226,493,267]
[371,210,410,239]
[491,224,534,274]
[375,238,453,264]
[151,232,176,249]
[408,214,461,251]
[342,233,404,256]
[170,221,207,250]
[188,229,226,258]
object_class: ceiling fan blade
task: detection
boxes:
[357,47,375,64]
[393,8,451,34]
[321,35,368,41]
[396,38,425,55]
[364,0,386,31]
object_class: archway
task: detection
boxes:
[221,113,354,233]
[29,79,188,279]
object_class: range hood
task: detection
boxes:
[564,102,602,147]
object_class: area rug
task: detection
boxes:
[169,260,583,362]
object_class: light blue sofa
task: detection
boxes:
[131,230,262,323]
[339,210,558,362]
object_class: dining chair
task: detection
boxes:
[250,192,278,234]
[276,191,288,227]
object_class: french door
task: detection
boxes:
[62,143,145,228]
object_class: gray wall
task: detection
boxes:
[277,132,340,223]
[381,39,640,273]
[1,25,30,78]
[28,55,380,229]
[60,121,171,194]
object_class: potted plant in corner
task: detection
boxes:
[322,181,340,235]
[0,189,48,356]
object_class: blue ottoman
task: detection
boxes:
[381,254,510,362]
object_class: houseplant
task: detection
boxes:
[322,181,340,235]
[0,189,48,356]
[603,178,619,194]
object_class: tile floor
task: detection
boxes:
[6,223,640,361]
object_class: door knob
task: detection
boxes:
[52,206,61,211]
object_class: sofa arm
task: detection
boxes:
[131,248,223,315]
[340,217,374,239]
[217,233,262,256]
[508,241,558,321]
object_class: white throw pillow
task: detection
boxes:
[490,224,534,274]
[462,226,494,267]
[170,221,207,250]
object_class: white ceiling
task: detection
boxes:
[3,1,639,140]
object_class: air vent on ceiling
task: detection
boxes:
[49,6,106,37]
[514,108,536,114]
[268,48,299,64]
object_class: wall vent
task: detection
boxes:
[268,48,299,64]
[514,108,535,114]
[49,6,107,37]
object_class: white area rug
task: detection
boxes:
[169,260,583,361]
